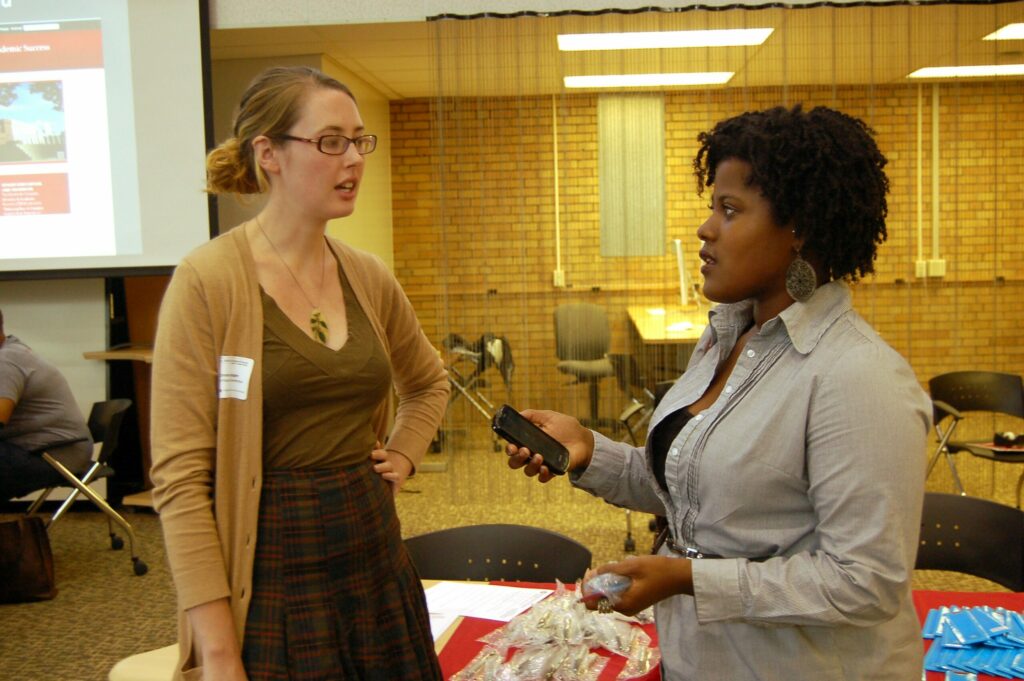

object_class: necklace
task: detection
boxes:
[255,217,330,343]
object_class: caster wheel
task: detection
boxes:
[111,534,124,551]
[133,558,149,576]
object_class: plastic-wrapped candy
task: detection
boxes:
[581,572,632,607]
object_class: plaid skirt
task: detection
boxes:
[241,463,442,681]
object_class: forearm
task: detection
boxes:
[571,431,665,515]
[188,597,241,660]
[187,597,250,681]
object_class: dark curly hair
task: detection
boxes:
[693,104,889,282]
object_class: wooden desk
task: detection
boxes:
[83,345,153,364]
[627,305,707,344]
[627,305,708,382]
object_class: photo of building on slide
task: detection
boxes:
[0,80,65,163]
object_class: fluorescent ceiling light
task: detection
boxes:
[557,28,773,51]
[565,72,733,88]
[983,23,1024,41]
[907,64,1024,79]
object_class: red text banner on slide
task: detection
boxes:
[0,29,102,72]
[0,173,69,216]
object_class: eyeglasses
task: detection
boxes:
[273,133,377,156]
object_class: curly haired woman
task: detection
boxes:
[506,105,930,680]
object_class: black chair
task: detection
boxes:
[915,492,1024,591]
[404,523,592,582]
[928,371,1024,506]
[25,399,148,576]
[554,303,616,429]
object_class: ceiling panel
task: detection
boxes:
[210,2,1024,98]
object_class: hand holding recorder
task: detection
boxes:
[492,405,595,482]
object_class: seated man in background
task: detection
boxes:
[0,308,92,500]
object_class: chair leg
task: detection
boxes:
[624,509,636,552]
[926,446,966,496]
[588,380,600,425]
[41,454,149,576]
[942,450,966,496]
[25,487,55,516]
[1016,471,1024,510]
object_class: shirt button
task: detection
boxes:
[694,414,704,421]
[725,385,734,394]
[746,349,756,358]
[670,447,679,457]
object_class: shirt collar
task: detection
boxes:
[707,281,853,355]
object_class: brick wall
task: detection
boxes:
[391,82,1024,497]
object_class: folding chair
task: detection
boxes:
[442,332,514,420]
[916,492,1024,591]
[25,398,148,575]
[405,523,592,583]
[928,371,1024,507]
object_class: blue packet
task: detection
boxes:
[1011,650,1024,676]
[940,626,969,650]
[970,607,1010,638]
[971,645,1006,678]
[943,669,978,680]
[947,609,990,646]
[991,648,1019,678]
[1006,611,1024,647]
[948,647,978,674]
[956,647,987,675]
[924,607,949,639]
[924,640,950,673]
[580,571,632,606]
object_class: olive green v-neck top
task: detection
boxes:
[260,261,392,469]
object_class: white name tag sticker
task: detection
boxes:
[218,355,255,400]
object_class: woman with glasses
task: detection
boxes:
[505,105,930,680]
[151,66,448,681]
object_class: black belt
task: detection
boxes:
[654,527,771,562]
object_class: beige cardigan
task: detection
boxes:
[150,222,449,679]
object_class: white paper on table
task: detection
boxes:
[424,581,553,622]
[429,611,460,642]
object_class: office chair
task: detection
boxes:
[915,492,1024,591]
[25,398,148,576]
[554,303,616,430]
[404,523,592,583]
[928,371,1024,506]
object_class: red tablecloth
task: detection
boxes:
[436,581,660,681]
[914,590,1024,681]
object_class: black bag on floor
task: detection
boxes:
[0,515,57,603]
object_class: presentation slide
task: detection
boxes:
[0,18,131,259]
[0,0,210,277]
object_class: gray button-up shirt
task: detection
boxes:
[573,282,930,680]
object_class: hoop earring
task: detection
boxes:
[785,252,817,303]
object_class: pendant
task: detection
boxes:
[309,309,329,344]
